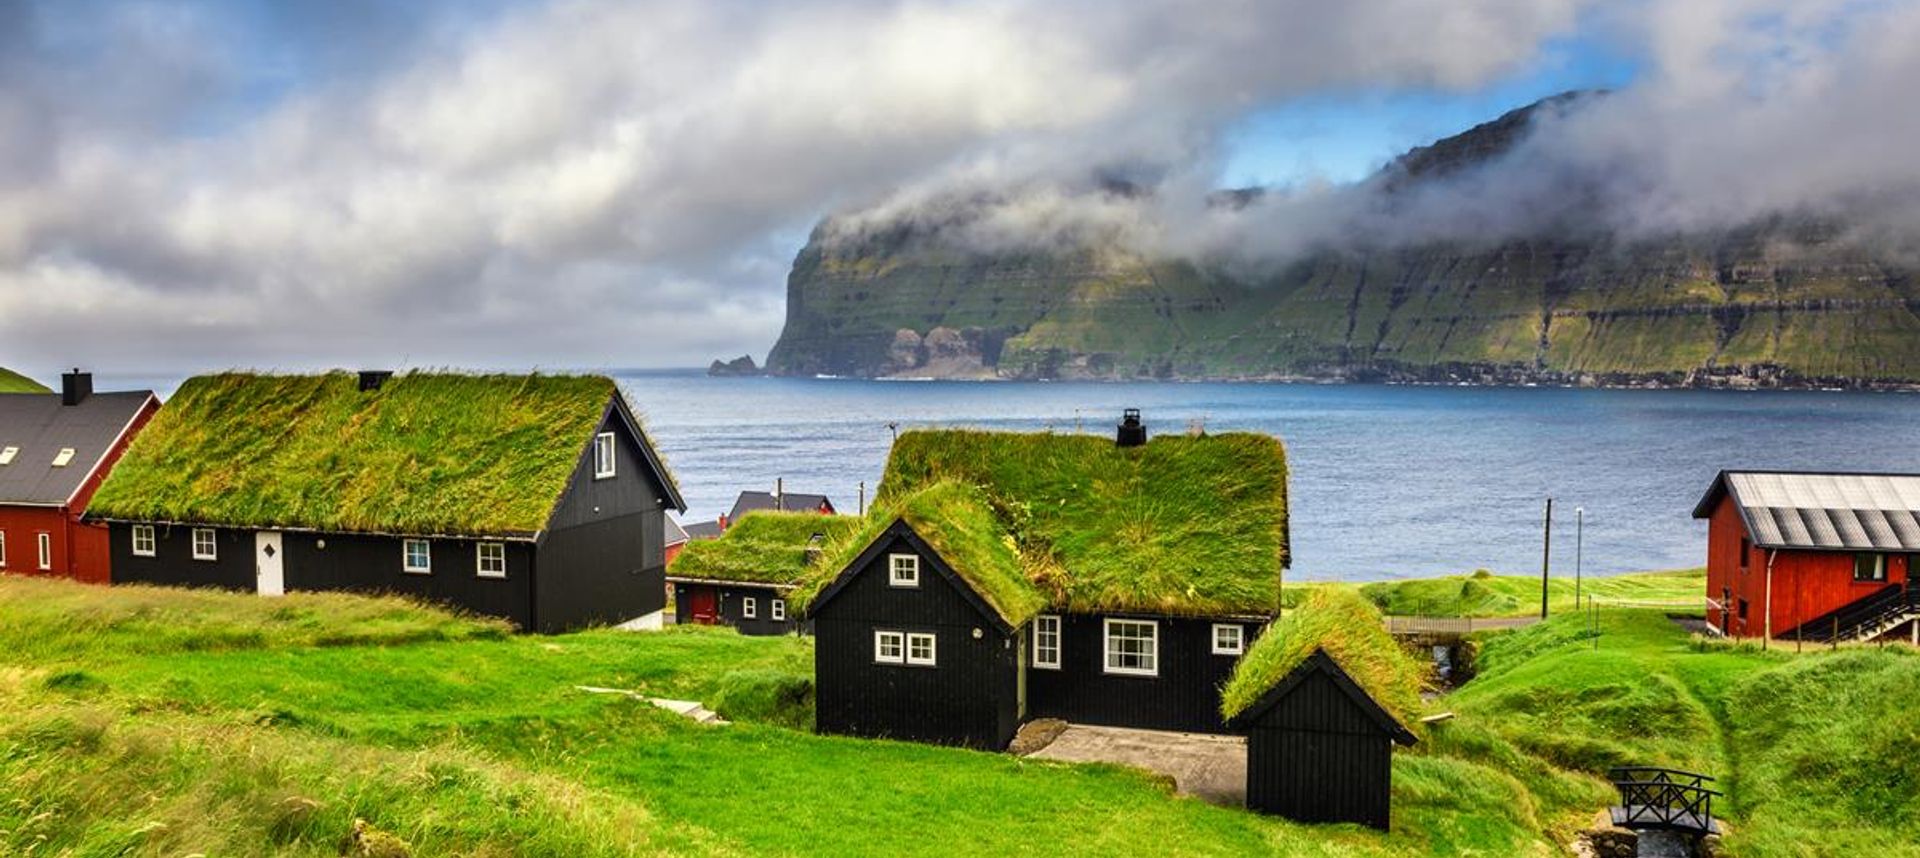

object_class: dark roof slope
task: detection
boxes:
[89,372,680,536]
[1693,470,1920,550]
[869,429,1289,617]
[0,391,155,506]
[728,490,835,519]
[668,511,859,585]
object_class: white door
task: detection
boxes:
[256,532,284,596]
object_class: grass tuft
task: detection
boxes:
[668,512,861,585]
[1220,587,1425,722]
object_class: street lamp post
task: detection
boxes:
[1575,506,1585,608]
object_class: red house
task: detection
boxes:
[0,371,159,584]
[1694,470,1920,644]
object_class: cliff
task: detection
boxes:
[765,98,1920,387]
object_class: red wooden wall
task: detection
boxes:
[1705,493,1910,638]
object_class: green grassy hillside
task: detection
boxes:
[4,575,1913,856]
[0,367,48,393]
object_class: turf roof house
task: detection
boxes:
[799,415,1289,750]
[87,371,686,633]
[0,371,159,584]
[666,511,858,635]
[1221,590,1422,831]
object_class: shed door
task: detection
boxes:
[256,532,284,597]
[687,586,717,624]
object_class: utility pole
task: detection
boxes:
[1574,506,1585,608]
[1541,498,1553,619]
[858,481,867,517]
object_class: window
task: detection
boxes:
[1737,598,1749,620]
[906,632,937,666]
[403,539,432,573]
[0,531,6,567]
[1738,538,1750,568]
[743,596,758,619]
[874,631,905,663]
[0,446,15,465]
[888,553,919,587]
[1211,623,1245,655]
[1103,619,1159,676]
[593,432,617,479]
[1032,615,1061,669]
[51,448,75,467]
[131,525,156,558]
[1854,553,1887,582]
[771,599,786,621]
[37,533,52,570]
[476,542,506,578]
[191,528,217,561]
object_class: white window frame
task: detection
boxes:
[402,539,432,574]
[1211,623,1245,656]
[37,532,52,570]
[131,525,156,558]
[51,447,75,467]
[593,431,617,479]
[874,630,905,664]
[906,632,937,666]
[1103,618,1159,677]
[1032,615,1062,669]
[0,531,7,567]
[888,553,920,587]
[742,596,758,619]
[191,528,217,561]
[771,599,786,621]
[0,446,16,465]
[476,542,507,579]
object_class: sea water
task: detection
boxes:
[619,372,1920,582]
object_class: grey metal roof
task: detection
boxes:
[682,520,724,540]
[1715,471,1920,551]
[664,515,690,546]
[728,490,835,520]
[0,391,155,506]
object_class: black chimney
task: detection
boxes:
[1117,408,1146,447]
[60,369,92,406]
[358,370,393,392]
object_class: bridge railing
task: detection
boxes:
[1607,767,1720,833]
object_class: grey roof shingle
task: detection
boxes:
[727,490,834,520]
[1697,471,1920,551]
[0,391,155,506]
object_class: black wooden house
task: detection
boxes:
[86,371,685,633]
[666,510,857,635]
[1229,649,1417,830]
[799,415,1291,749]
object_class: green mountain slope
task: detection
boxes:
[766,100,1920,386]
[0,367,48,393]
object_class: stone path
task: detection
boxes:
[575,686,729,725]
[1023,723,1246,807]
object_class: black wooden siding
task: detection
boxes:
[1244,669,1396,830]
[108,523,253,591]
[813,533,1019,750]
[672,582,803,636]
[283,532,536,630]
[1027,614,1253,734]
[532,407,671,633]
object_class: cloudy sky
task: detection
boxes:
[0,0,1913,379]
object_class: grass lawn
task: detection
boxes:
[4,574,1915,856]
[1283,568,1707,618]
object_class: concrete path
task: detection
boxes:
[1025,724,1246,808]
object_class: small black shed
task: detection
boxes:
[1229,648,1417,830]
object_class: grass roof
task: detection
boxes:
[796,481,1049,627]
[869,429,1289,617]
[0,367,48,394]
[1219,588,1424,723]
[88,371,627,536]
[668,512,861,585]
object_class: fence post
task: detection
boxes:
[1832,616,1840,651]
